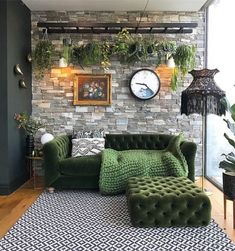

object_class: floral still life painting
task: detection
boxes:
[74,74,112,106]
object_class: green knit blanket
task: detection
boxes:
[99,134,188,195]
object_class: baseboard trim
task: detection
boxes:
[0,175,28,195]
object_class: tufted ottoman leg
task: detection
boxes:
[127,176,212,227]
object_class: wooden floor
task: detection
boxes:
[0,178,235,242]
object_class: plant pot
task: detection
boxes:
[223,172,235,199]
[26,134,34,157]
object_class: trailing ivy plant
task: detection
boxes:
[33,40,55,79]
[112,29,133,62]
[170,44,196,91]
[101,41,112,70]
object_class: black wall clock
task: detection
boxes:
[129,69,161,100]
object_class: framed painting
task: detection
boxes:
[73,74,112,106]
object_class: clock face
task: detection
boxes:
[129,69,161,100]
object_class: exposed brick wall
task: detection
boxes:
[31,11,205,175]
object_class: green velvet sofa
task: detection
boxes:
[43,134,197,190]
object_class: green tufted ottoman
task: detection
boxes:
[127,176,211,227]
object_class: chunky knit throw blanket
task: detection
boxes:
[99,134,188,195]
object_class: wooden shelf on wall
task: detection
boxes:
[37,22,198,34]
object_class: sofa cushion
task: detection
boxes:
[59,154,101,176]
[72,138,105,157]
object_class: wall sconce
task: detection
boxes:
[166,57,175,68]
[14,64,24,75]
[59,57,68,68]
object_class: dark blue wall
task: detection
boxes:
[0,0,32,195]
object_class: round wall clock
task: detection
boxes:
[129,69,161,100]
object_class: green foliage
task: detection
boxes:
[72,41,102,66]
[170,67,179,91]
[156,41,177,59]
[33,40,55,79]
[14,112,45,136]
[173,44,196,77]
[61,30,197,90]
[101,41,112,69]
[219,98,235,172]
[112,29,133,61]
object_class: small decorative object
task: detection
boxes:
[27,54,32,63]
[129,69,161,100]
[14,112,45,156]
[73,74,112,106]
[41,133,54,145]
[19,79,27,88]
[14,64,24,75]
[181,68,226,194]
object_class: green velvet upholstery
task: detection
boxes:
[43,134,197,190]
[59,154,101,176]
[127,176,211,227]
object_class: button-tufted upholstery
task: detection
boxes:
[43,134,196,190]
[127,176,211,227]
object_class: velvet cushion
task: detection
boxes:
[59,154,101,176]
[127,176,211,227]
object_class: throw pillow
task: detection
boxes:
[72,138,105,157]
[73,129,105,139]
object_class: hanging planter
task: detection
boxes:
[33,40,55,79]
[170,44,196,91]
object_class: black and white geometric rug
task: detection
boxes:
[0,191,235,251]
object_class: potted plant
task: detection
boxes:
[14,112,45,156]
[33,40,55,79]
[219,99,235,199]
[112,29,133,62]
[171,44,196,91]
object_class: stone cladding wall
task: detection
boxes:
[31,11,205,175]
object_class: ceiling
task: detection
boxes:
[22,0,209,12]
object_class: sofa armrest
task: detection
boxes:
[43,135,71,187]
[180,141,197,182]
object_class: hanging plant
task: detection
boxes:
[112,29,133,62]
[33,40,55,79]
[173,44,196,77]
[127,40,147,64]
[101,41,112,70]
[170,44,196,91]
[156,41,177,62]
[72,41,102,66]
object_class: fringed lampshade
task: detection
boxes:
[181,69,226,116]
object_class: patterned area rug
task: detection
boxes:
[0,191,235,251]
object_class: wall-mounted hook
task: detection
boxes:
[27,54,32,63]
[19,79,27,88]
[14,64,24,75]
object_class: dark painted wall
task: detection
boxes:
[0,1,9,193]
[0,0,32,195]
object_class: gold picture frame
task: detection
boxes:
[73,74,112,106]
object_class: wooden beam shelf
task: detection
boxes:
[37,22,198,34]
